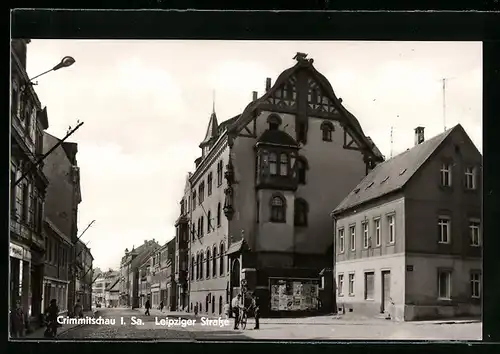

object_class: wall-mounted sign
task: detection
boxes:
[406,265,414,272]
[10,243,24,260]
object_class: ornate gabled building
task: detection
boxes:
[181,53,384,317]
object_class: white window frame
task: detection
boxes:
[362,222,369,248]
[440,163,452,187]
[374,218,381,246]
[470,271,481,299]
[348,273,355,296]
[349,225,356,251]
[469,219,481,246]
[438,216,451,244]
[364,272,375,300]
[337,274,344,297]
[387,214,395,244]
[465,166,476,190]
[438,270,452,300]
[338,228,345,253]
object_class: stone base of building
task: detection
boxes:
[335,300,481,321]
[189,289,227,316]
[404,303,481,321]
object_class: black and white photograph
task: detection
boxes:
[10,39,482,341]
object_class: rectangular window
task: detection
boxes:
[22,183,30,222]
[10,164,16,215]
[387,215,395,244]
[470,271,481,298]
[469,219,481,246]
[438,216,451,244]
[337,274,344,296]
[269,153,277,176]
[438,270,452,299]
[348,273,355,296]
[374,218,381,246]
[338,228,345,253]
[198,183,204,204]
[192,191,197,211]
[362,222,369,248]
[349,226,356,251]
[364,272,375,300]
[207,172,213,196]
[279,153,288,176]
[217,160,223,186]
[465,167,476,190]
[440,163,452,187]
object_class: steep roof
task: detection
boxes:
[333,125,461,214]
[199,111,219,147]
[228,53,384,163]
[256,129,299,147]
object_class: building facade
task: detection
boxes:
[41,132,82,316]
[182,53,384,316]
[174,189,190,311]
[119,240,160,308]
[74,240,94,311]
[332,125,482,321]
[92,269,119,307]
[10,38,50,329]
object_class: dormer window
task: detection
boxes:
[267,114,282,131]
[269,152,278,175]
[321,121,334,142]
[279,153,288,176]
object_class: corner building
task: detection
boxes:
[184,53,384,317]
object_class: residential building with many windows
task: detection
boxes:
[332,125,482,321]
[180,52,384,316]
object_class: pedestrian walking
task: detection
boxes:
[223,301,230,320]
[44,299,60,338]
[194,303,198,316]
[160,300,164,312]
[251,295,260,330]
[73,299,83,318]
[145,299,151,316]
[231,294,243,330]
[10,300,25,338]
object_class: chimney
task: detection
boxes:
[265,78,271,92]
[252,91,258,101]
[414,126,425,145]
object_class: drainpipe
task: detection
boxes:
[331,212,338,315]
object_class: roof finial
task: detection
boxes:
[212,89,216,114]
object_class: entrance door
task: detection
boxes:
[381,271,391,313]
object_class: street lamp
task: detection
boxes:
[28,55,76,83]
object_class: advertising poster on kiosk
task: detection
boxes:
[269,278,320,312]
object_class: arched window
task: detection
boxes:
[232,259,241,287]
[219,243,225,276]
[190,256,195,280]
[219,296,223,314]
[280,153,288,176]
[200,252,204,279]
[212,246,217,277]
[217,202,221,227]
[196,253,200,280]
[321,121,334,142]
[191,224,195,241]
[270,195,286,223]
[267,114,282,130]
[269,152,278,175]
[200,216,204,237]
[206,249,211,278]
[207,210,212,233]
[197,218,201,237]
[294,198,309,226]
[296,156,308,184]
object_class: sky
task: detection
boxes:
[26,40,482,271]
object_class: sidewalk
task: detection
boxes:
[132,308,480,326]
[24,310,97,339]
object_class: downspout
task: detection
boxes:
[331,211,338,315]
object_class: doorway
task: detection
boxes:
[380,270,391,313]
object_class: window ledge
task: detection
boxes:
[338,294,344,298]
[470,244,481,247]
[437,297,452,301]
[348,294,355,297]
[438,241,451,245]
[364,298,374,302]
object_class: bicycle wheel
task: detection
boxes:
[241,313,247,329]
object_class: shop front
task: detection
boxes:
[43,277,69,313]
[10,242,31,315]
[268,277,321,315]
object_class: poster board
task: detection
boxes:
[269,278,320,312]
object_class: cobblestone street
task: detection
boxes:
[40,308,482,341]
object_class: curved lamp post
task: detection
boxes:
[29,55,76,82]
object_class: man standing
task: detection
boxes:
[145,298,151,316]
[231,294,242,330]
[252,295,260,330]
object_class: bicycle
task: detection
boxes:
[239,308,248,330]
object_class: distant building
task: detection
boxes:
[137,259,150,308]
[42,132,82,315]
[92,269,119,307]
[74,240,93,311]
[332,125,482,321]
[119,240,160,308]
[179,52,384,316]
[174,188,190,311]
